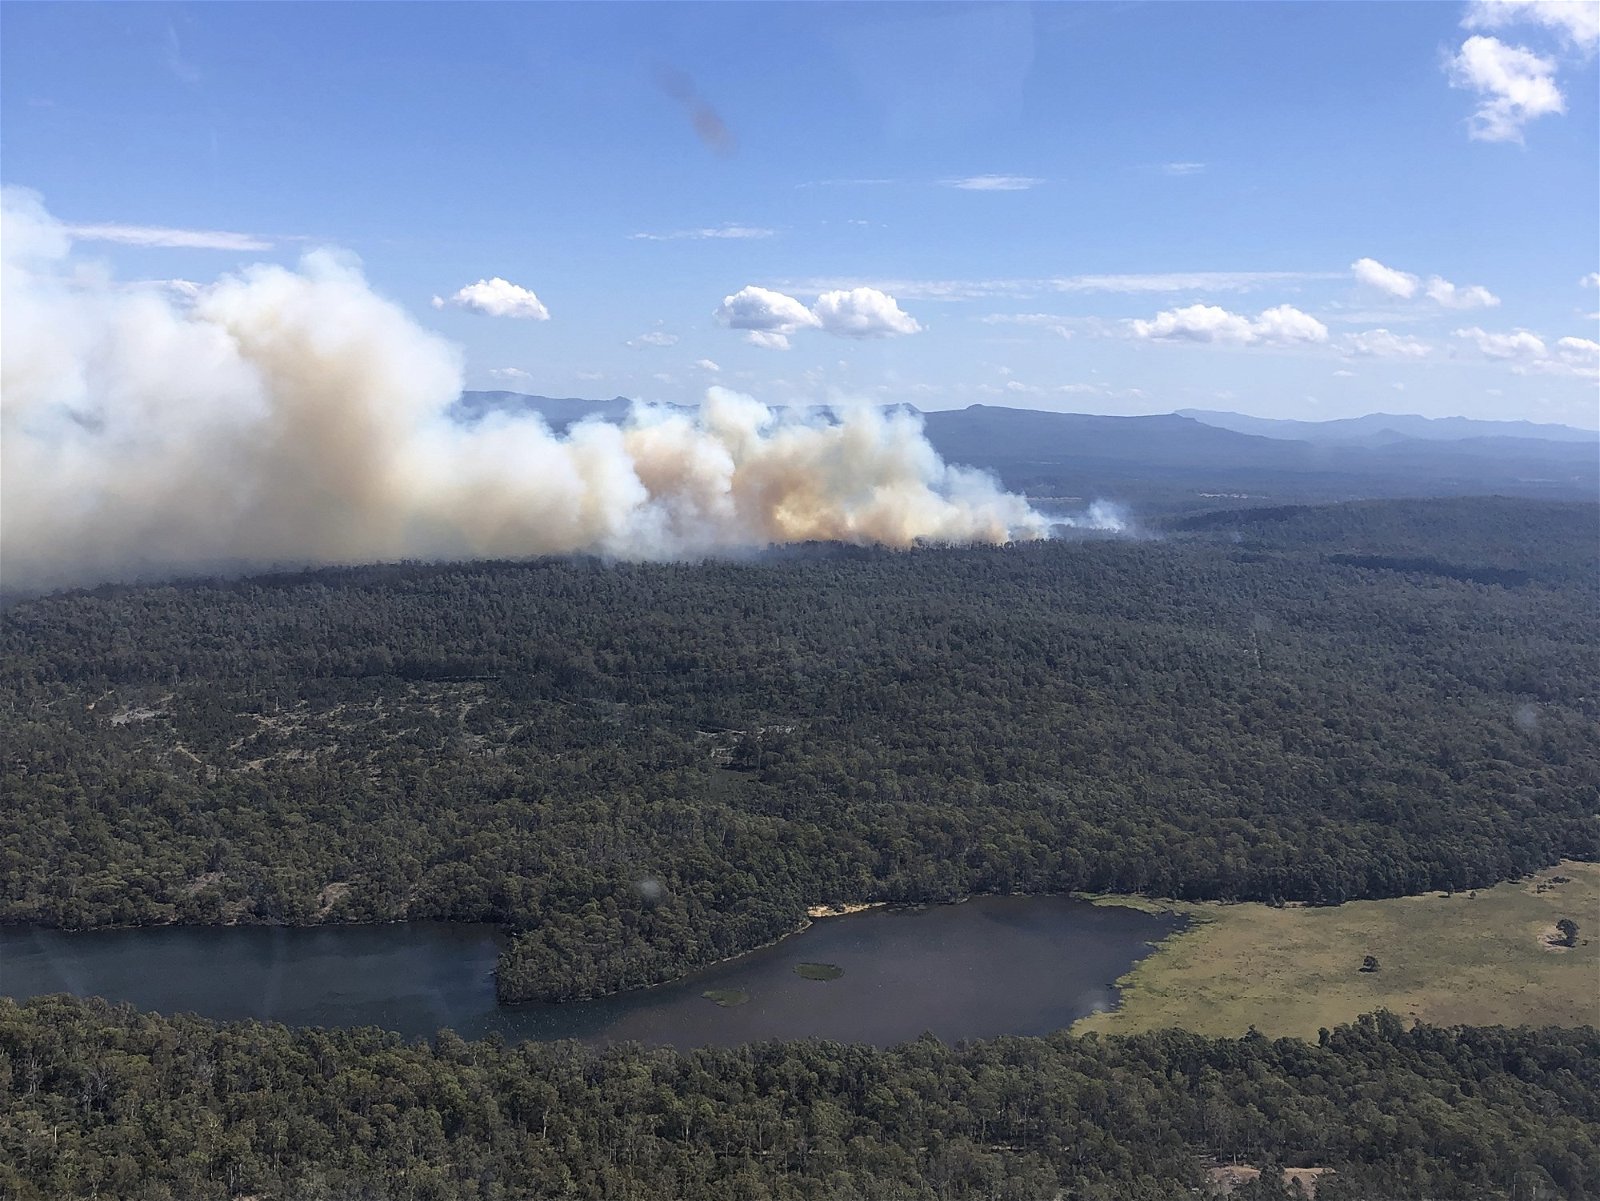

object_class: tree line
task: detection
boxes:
[3,996,1597,1200]
[1,497,1595,1002]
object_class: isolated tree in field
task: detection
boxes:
[1555,918,1578,947]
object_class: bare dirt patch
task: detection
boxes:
[1538,923,1575,952]
[1284,1167,1332,1197]
[1206,1164,1331,1197]
[185,871,225,896]
[316,882,351,920]
[1205,1164,1259,1192]
[806,901,885,919]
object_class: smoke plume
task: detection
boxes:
[0,190,1064,592]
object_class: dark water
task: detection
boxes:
[0,896,1180,1047]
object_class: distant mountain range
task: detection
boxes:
[1177,409,1599,445]
[456,392,1600,512]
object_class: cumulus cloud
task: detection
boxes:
[1454,325,1547,359]
[489,367,532,381]
[1580,272,1600,288]
[62,222,272,251]
[0,189,1052,591]
[628,331,679,348]
[811,288,923,338]
[1460,329,1600,377]
[943,175,1042,191]
[1447,35,1565,141]
[1463,0,1600,51]
[715,286,820,335]
[1352,257,1420,298]
[1128,303,1328,346]
[715,285,921,347]
[694,359,721,372]
[1425,276,1500,308]
[432,277,550,320]
[1352,258,1499,308]
[1345,329,1433,358]
[1551,336,1600,371]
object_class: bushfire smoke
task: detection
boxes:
[2,190,1071,591]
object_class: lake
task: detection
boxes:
[0,895,1181,1047]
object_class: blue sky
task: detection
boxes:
[4,1,1597,427]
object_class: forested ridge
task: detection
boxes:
[3,996,1597,1200]
[2,496,1596,1003]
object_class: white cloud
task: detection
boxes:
[693,359,721,372]
[630,224,775,241]
[715,285,820,335]
[716,284,921,345]
[1351,258,1498,308]
[1332,369,1357,378]
[628,331,679,348]
[1425,275,1500,308]
[1253,304,1331,343]
[943,175,1042,191]
[1554,335,1600,364]
[1447,35,1565,142]
[432,277,550,320]
[63,222,271,251]
[780,271,1334,302]
[1129,305,1256,344]
[489,367,532,382]
[1581,272,1600,287]
[1129,303,1329,346]
[1352,257,1420,298]
[1504,335,1600,377]
[811,287,923,338]
[126,278,203,301]
[1454,325,1547,358]
[1162,162,1206,176]
[1345,328,1433,358]
[1463,1,1600,51]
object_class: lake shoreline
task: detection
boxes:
[2,894,1185,1047]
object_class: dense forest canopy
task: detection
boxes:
[3,997,1597,1200]
[2,496,1596,1003]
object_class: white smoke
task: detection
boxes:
[1,189,1054,591]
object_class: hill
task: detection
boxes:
[457,393,1600,512]
[1178,408,1600,444]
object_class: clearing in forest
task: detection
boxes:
[1074,861,1600,1037]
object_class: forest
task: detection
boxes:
[1,496,1597,1003]
[3,996,1597,1200]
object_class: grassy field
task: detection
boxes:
[1074,860,1600,1038]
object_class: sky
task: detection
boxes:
[3,0,1598,428]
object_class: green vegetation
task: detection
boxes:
[793,962,843,981]
[1078,862,1600,1038]
[4,995,1597,1200]
[1,497,1595,1003]
[699,988,749,1007]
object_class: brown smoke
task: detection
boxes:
[0,189,1054,592]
